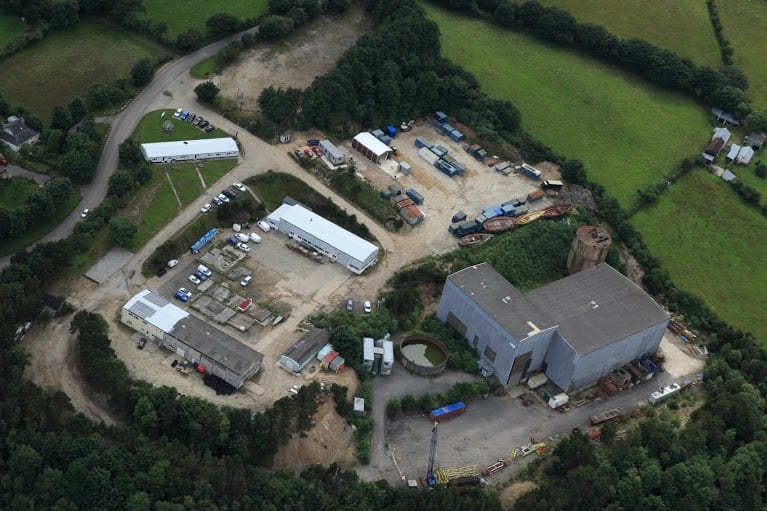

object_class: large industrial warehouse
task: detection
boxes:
[436,263,669,392]
[140,137,239,163]
[122,290,263,388]
[266,201,379,274]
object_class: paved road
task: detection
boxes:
[0,27,258,269]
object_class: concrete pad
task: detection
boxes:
[84,247,134,284]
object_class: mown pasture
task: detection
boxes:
[0,21,166,122]
[143,0,268,38]
[0,9,25,48]
[422,3,710,207]
[718,0,767,109]
[537,0,721,67]
[632,169,767,344]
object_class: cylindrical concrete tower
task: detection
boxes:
[567,226,612,274]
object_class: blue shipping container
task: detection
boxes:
[501,204,516,216]
[385,125,397,137]
[430,146,447,158]
[414,137,431,149]
[379,135,392,146]
[482,208,500,220]
[371,129,384,138]
[434,111,448,124]
[429,402,466,421]
[441,123,455,135]
[406,188,424,205]
[450,130,465,142]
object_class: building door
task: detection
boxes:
[507,351,532,386]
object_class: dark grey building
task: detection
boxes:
[436,263,669,392]
[279,327,331,372]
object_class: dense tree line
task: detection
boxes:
[0,177,76,242]
[430,0,753,117]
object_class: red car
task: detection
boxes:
[303,148,313,158]
[312,147,322,157]
[0,157,8,166]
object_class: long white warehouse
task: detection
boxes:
[266,201,379,274]
[140,138,239,163]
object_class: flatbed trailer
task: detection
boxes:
[589,407,623,426]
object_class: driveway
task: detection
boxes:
[1,163,51,186]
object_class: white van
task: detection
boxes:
[249,232,262,244]
[257,220,271,233]
[197,264,212,277]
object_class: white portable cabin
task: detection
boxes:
[381,339,394,375]
[319,139,345,165]
[648,383,681,405]
[363,337,375,367]
[140,138,238,163]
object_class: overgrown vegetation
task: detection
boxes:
[386,379,493,418]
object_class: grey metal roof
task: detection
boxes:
[1,116,38,146]
[447,263,668,355]
[171,315,263,376]
[282,328,330,366]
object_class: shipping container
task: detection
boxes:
[475,149,487,161]
[435,159,458,177]
[419,147,439,166]
[451,211,467,223]
[512,208,528,217]
[434,111,448,124]
[494,161,511,173]
[371,129,384,138]
[454,220,482,237]
[399,162,412,174]
[379,134,392,146]
[450,129,465,142]
[385,125,397,138]
[501,204,516,216]
[541,179,564,191]
[379,189,392,199]
[449,159,466,173]
[406,187,424,205]
[441,123,455,136]
[429,401,466,421]
[527,190,545,202]
[414,136,432,149]
[521,164,542,180]
[513,197,527,207]
[430,145,448,158]
[388,184,403,196]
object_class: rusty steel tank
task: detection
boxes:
[567,226,612,274]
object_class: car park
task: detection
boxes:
[193,270,207,281]
[226,237,238,246]
[307,139,320,146]
[197,264,212,277]
[212,196,223,206]
[237,242,251,253]
[188,274,201,285]
[173,108,182,118]
[198,120,209,129]
[167,259,179,268]
[235,233,249,243]
[248,232,261,244]
[233,182,246,192]
[204,125,215,133]
[200,203,212,214]
[240,275,252,286]
[364,300,372,313]
[346,299,354,312]
[192,116,203,126]
[80,208,90,218]
[217,193,229,203]
[175,288,192,302]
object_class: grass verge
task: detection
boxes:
[142,0,268,38]
[421,2,711,207]
[0,20,167,122]
[190,56,217,79]
[632,169,767,343]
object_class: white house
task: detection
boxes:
[140,138,238,163]
[0,116,39,152]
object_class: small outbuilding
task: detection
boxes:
[737,146,755,165]
[279,327,331,373]
[352,132,393,164]
[140,138,238,163]
[745,132,766,150]
[319,139,345,165]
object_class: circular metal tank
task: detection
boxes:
[567,225,612,274]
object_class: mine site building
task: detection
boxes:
[437,263,669,392]
[351,132,393,164]
[140,138,238,163]
[122,290,263,388]
[319,139,345,165]
[279,327,331,372]
[266,201,379,274]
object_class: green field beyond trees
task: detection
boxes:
[719,0,767,109]
[633,169,767,343]
[0,21,166,122]
[143,0,268,38]
[422,3,710,206]
[538,0,721,67]
[0,9,25,47]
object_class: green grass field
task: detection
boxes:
[0,193,80,257]
[0,9,25,48]
[0,20,166,122]
[633,169,767,343]
[537,0,721,67]
[718,0,767,109]
[143,0,268,38]
[0,177,38,210]
[422,3,710,206]
[134,109,230,143]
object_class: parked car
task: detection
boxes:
[307,139,320,146]
[155,267,167,277]
[346,299,354,312]
[188,274,201,285]
[138,337,147,349]
[171,359,179,368]
[288,385,300,395]
[363,300,372,313]
[200,203,212,214]
[80,208,90,218]
[240,275,252,286]
[186,113,196,123]
[222,189,236,199]
[193,270,207,281]
[303,148,313,158]
[173,108,183,118]
[179,111,189,120]
[212,196,223,206]
[197,264,212,277]
[204,125,215,133]
[237,242,251,253]
[233,182,246,192]
[198,120,209,129]
[217,193,229,203]
[192,116,203,126]
[226,237,238,246]
[175,287,192,302]
[0,157,9,166]
[294,149,305,159]
[248,232,261,244]
[257,220,271,232]
[312,147,322,157]
[167,259,179,268]
[235,233,249,243]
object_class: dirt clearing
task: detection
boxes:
[218,5,372,113]
[499,481,538,510]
